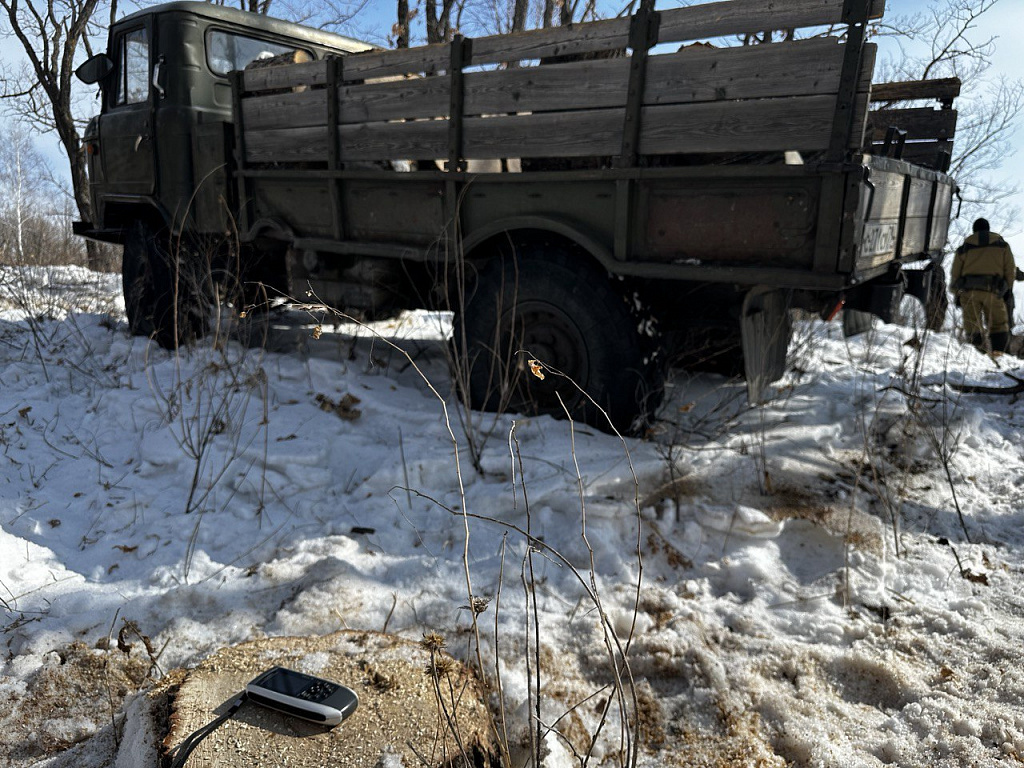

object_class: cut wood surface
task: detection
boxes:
[162,631,496,768]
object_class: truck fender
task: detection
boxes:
[461,215,615,272]
[741,287,793,404]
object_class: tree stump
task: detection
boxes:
[154,631,498,768]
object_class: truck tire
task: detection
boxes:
[122,221,208,349]
[452,246,662,435]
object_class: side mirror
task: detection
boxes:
[76,54,114,85]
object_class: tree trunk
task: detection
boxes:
[512,0,528,33]
[396,0,409,48]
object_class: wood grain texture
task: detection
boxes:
[657,0,885,46]
[242,59,328,93]
[241,89,327,131]
[162,632,496,768]
[871,78,961,103]
[470,16,630,66]
[867,107,958,141]
[341,44,451,81]
[338,75,450,123]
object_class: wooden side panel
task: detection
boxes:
[867,107,958,142]
[241,89,327,131]
[640,96,839,155]
[657,0,884,45]
[341,45,450,82]
[465,59,628,115]
[242,59,328,92]
[338,76,449,123]
[871,78,960,104]
[461,37,849,117]
[470,17,630,66]
[339,120,448,162]
[245,126,329,163]
[464,110,621,159]
[239,5,880,163]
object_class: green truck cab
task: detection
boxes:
[76,0,958,434]
[75,1,371,243]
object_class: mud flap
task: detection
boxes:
[843,309,875,337]
[741,287,793,404]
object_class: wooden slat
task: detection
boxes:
[340,120,448,161]
[870,78,961,103]
[341,45,450,82]
[657,0,885,46]
[245,89,871,164]
[645,37,848,104]
[470,16,630,66]
[338,76,450,123]
[245,126,329,163]
[465,58,628,115]
[640,95,845,155]
[241,89,327,131]
[242,59,328,93]
[867,107,958,141]
[465,111,622,159]
[461,37,848,117]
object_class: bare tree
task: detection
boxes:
[875,0,1024,234]
[0,0,114,270]
[425,0,462,43]
[0,122,42,262]
[394,0,411,47]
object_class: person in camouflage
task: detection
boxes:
[951,218,1019,354]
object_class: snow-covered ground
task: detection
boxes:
[1,265,1023,767]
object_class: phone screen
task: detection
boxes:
[259,668,319,696]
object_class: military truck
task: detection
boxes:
[75,0,959,433]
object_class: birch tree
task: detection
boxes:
[0,0,114,269]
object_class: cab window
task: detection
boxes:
[115,27,149,106]
[206,29,311,76]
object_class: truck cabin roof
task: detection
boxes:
[116,1,376,55]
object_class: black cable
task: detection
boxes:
[169,692,248,768]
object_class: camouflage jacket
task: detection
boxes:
[951,231,1017,295]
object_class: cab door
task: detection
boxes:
[100,20,156,196]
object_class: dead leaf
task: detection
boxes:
[316,393,362,421]
[962,569,989,585]
[528,359,545,380]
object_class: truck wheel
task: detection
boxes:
[452,246,662,434]
[122,221,208,349]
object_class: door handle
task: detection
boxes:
[152,55,166,99]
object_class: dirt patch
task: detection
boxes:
[0,641,151,767]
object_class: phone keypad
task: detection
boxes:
[299,681,338,702]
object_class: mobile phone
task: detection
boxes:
[246,666,358,726]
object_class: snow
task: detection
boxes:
[2,265,1024,767]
